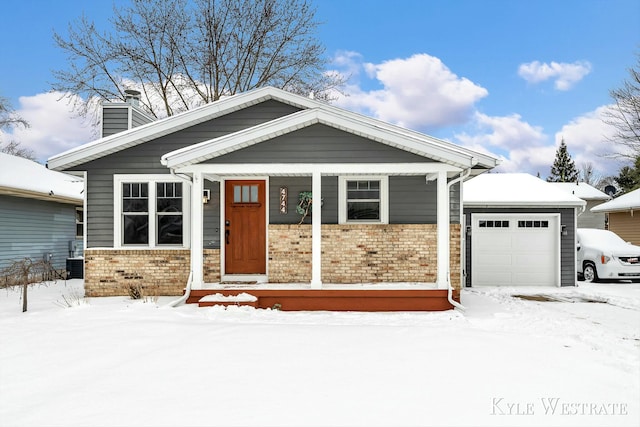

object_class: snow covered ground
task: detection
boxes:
[1,280,638,427]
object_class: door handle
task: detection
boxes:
[225,229,230,245]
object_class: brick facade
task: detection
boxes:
[83,249,191,297]
[268,224,461,288]
[85,225,461,296]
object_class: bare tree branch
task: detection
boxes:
[52,0,344,119]
[603,53,640,160]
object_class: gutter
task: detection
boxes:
[446,168,472,311]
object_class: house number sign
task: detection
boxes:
[279,187,288,214]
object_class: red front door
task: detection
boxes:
[224,180,266,274]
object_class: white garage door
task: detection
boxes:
[471,214,559,286]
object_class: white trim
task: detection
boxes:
[82,171,88,251]
[436,171,449,289]
[338,176,389,224]
[113,174,191,249]
[179,163,460,176]
[49,87,499,172]
[221,274,268,283]
[464,201,584,208]
[311,171,322,288]
[191,172,204,288]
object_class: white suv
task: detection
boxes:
[576,229,640,282]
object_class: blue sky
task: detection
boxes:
[1,0,638,179]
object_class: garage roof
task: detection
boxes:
[463,173,585,207]
[549,182,611,201]
[590,188,640,213]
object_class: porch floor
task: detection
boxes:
[186,283,458,311]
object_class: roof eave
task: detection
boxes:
[464,201,586,208]
[0,186,82,205]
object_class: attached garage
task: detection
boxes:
[463,174,585,288]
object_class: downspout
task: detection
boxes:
[166,271,193,307]
[165,168,194,307]
[445,167,472,311]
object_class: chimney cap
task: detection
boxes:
[124,89,141,97]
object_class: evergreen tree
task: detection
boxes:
[547,139,579,182]
[614,156,640,192]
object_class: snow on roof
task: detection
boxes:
[590,188,640,212]
[0,152,83,203]
[548,182,611,201]
[463,173,585,207]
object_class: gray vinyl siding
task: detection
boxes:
[131,108,154,128]
[203,181,221,248]
[579,200,607,229]
[269,177,338,224]
[205,124,432,164]
[102,107,129,137]
[269,176,460,225]
[463,207,576,287]
[0,195,81,271]
[74,100,302,247]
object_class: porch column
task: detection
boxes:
[190,171,204,289]
[436,171,450,289]
[311,171,322,289]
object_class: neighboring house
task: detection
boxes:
[550,182,610,229]
[591,188,640,245]
[0,152,84,275]
[463,173,585,288]
[48,86,499,310]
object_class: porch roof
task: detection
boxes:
[161,108,495,172]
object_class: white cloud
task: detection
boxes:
[518,60,592,90]
[3,92,96,163]
[331,53,488,129]
[453,106,626,178]
[454,112,551,175]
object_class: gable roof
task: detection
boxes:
[549,182,611,201]
[463,173,585,207]
[0,153,83,204]
[48,86,499,173]
[590,188,640,213]
[161,108,490,170]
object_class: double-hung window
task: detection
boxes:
[115,175,190,248]
[75,207,84,238]
[338,176,389,224]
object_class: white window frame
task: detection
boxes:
[338,176,389,224]
[114,174,190,249]
[75,207,84,238]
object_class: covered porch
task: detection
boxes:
[179,163,464,294]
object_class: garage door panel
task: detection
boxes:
[475,253,512,266]
[475,234,513,250]
[513,233,552,249]
[476,271,513,286]
[471,214,558,287]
